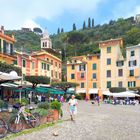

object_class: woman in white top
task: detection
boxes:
[68,95,78,121]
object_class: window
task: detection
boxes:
[14,60,17,65]
[59,64,61,68]
[41,63,46,70]
[44,64,46,70]
[22,59,26,67]
[55,72,57,78]
[71,74,75,79]
[107,46,111,53]
[51,60,53,64]
[81,83,85,88]
[59,73,61,79]
[107,58,111,65]
[131,50,135,57]
[128,81,136,87]
[92,63,97,70]
[47,64,50,70]
[107,70,111,77]
[116,61,124,67]
[92,73,96,79]
[32,62,35,69]
[79,64,85,71]
[51,70,53,77]
[45,42,47,47]
[55,62,57,67]
[118,69,123,77]
[129,60,137,67]
[47,58,49,61]
[72,65,75,70]
[93,83,97,88]
[81,73,84,78]
[118,82,123,87]
[107,81,111,88]
[129,70,134,76]
[43,42,45,47]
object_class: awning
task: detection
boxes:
[76,89,86,94]
[0,71,21,82]
[102,90,113,96]
[89,88,98,94]
[66,88,75,94]
[1,82,19,88]
[113,91,140,97]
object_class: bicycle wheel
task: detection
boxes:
[0,119,8,138]
[8,115,23,133]
[28,113,40,128]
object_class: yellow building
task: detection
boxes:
[67,54,100,99]
[126,44,140,88]
[99,38,127,94]
[0,26,16,64]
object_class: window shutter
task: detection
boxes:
[128,61,130,67]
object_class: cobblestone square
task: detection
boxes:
[12,101,140,140]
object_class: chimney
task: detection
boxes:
[1,26,4,34]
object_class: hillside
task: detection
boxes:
[5,17,140,60]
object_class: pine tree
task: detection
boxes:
[57,28,60,34]
[83,21,86,30]
[92,18,94,28]
[88,17,91,28]
[73,23,76,31]
[61,28,64,33]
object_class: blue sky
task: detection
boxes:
[0,0,140,34]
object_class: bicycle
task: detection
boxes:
[8,105,40,133]
[0,119,8,138]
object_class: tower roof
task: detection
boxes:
[43,29,49,38]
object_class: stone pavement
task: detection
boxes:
[12,101,140,140]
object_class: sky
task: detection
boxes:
[0,0,140,34]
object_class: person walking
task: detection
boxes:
[96,95,100,106]
[68,95,78,121]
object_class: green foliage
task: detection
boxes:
[33,27,42,34]
[0,100,4,108]
[73,23,76,31]
[50,101,61,113]
[75,94,82,100]
[51,82,79,92]
[25,76,50,88]
[38,102,50,110]
[109,87,126,93]
[0,62,21,75]
[15,98,29,106]
[32,108,48,117]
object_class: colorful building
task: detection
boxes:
[0,26,16,64]
[99,38,127,94]
[126,44,140,88]
[15,30,62,82]
[67,54,100,99]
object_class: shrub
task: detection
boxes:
[15,98,29,106]
[32,108,48,117]
[75,94,82,100]
[0,100,4,109]
[38,102,50,110]
[50,101,61,113]
[109,87,126,93]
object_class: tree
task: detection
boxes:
[57,28,60,34]
[33,27,42,34]
[88,17,91,28]
[25,76,50,88]
[73,23,76,31]
[83,21,86,30]
[92,18,94,27]
[51,82,79,93]
[61,28,64,33]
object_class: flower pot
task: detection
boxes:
[53,110,59,121]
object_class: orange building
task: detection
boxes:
[67,54,100,99]
[0,26,16,64]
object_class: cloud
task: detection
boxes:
[0,0,101,30]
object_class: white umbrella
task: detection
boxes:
[102,90,113,96]
[113,91,140,97]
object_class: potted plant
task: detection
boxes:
[50,101,62,120]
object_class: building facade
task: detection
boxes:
[126,44,140,88]
[0,26,16,64]
[15,30,62,82]
[99,38,127,92]
[67,54,100,99]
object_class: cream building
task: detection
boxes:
[99,38,127,91]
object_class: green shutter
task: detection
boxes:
[92,64,96,70]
